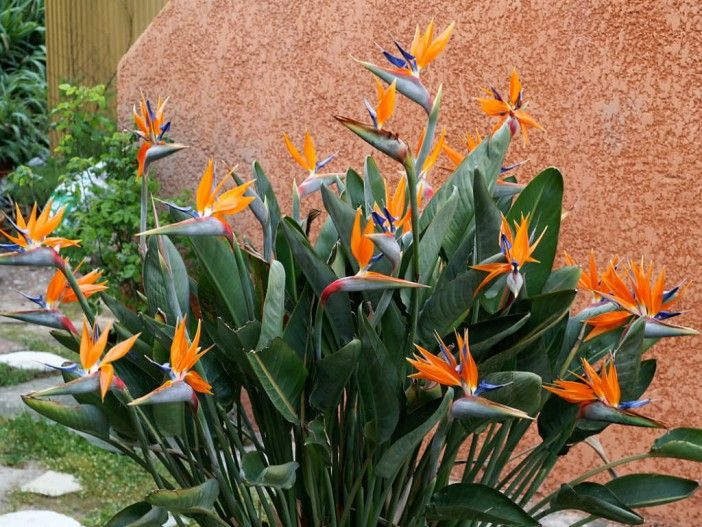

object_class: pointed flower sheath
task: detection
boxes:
[138,159,254,243]
[473,214,546,297]
[32,319,140,400]
[320,208,425,303]
[477,69,544,144]
[408,330,532,420]
[335,79,408,163]
[0,201,79,267]
[133,94,187,177]
[584,259,694,340]
[545,356,665,428]
[284,131,338,197]
[131,318,212,407]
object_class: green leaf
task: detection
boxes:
[143,235,189,323]
[321,185,357,266]
[376,388,452,478]
[420,125,511,259]
[310,339,361,412]
[105,501,169,527]
[550,482,643,524]
[426,483,538,525]
[542,265,582,293]
[417,187,458,285]
[247,338,307,424]
[473,169,502,264]
[613,318,646,401]
[358,315,401,444]
[240,451,298,489]
[606,474,699,508]
[364,156,385,212]
[22,397,110,439]
[418,268,482,344]
[650,428,702,462]
[172,209,250,326]
[147,479,219,515]
[281,218,354,343]
[345,168,365,209]
[256,260,286,350]
[252,160,281,236]
[506,167,563,295]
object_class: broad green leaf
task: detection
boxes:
[147,479,219,514]
[364,155,386,212]
[22,397,110,439]
[321,185,357,267]
[215,319,260,378]
[632,359,656,400]
[281,218,354,343]
[606,474,699,508]
[417,268,482,344]
[310,339,361,412]
[417,187,458,285]
[542,265,582,293]
[247,338,307,424]
[256,260,286,350]
[345,168,365,209]
[426,483,538,525]
[613,318,646,401]
[252,161,281,235]
[143,235,189,323]
[105,501,169,527]
[473,169,502,263]
[240,451,298,489]
[550,482,643,524]
[171,209,250,326]
[376,388,452,478]
[420,125,511,259]
[358,315,401,444]
[468,313,531,357]
[650,428,702,462]
[506,167,563,295]
[481,290,576,373]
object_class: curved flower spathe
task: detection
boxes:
[138,160,254,244]
[3,264,107,332]
[31,319,139,400]
[584,259,695,340]
[130,318,212,407]
[477,69,544,145]
[408,330,533,420]
[0,201,79,267]
[284,131,340,198]
[133,94,187,178]
[473,214,546,297]
[545,356,665,428]
[321,208,425,303]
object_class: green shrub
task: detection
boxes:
[0,0,47,168]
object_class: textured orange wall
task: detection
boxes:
[117,0,702,523]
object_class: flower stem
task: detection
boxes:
[60,261,95,326]
[139,169,149,258]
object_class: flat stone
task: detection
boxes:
[0,510,82,527]
[0,464,44,507]
[0,351,69,371]
[541,511,611,526]
[20,470,82,497]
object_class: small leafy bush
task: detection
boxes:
[4,84,154,303]
[2,20,700,527]
[0,0,48,168]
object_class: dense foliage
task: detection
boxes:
[0,0,47,169]
[1,20,700,527]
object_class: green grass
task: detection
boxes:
[0,414,155,526]
[0,362,55,387]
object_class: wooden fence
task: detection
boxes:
[45,0,166,113]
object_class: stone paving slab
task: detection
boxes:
[20,470,82,497]
[0,338,20,355]
[0,510,82,527]
[0,464,43,508]
[0,351,69,371]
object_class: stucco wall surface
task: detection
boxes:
[117,0,702,523]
